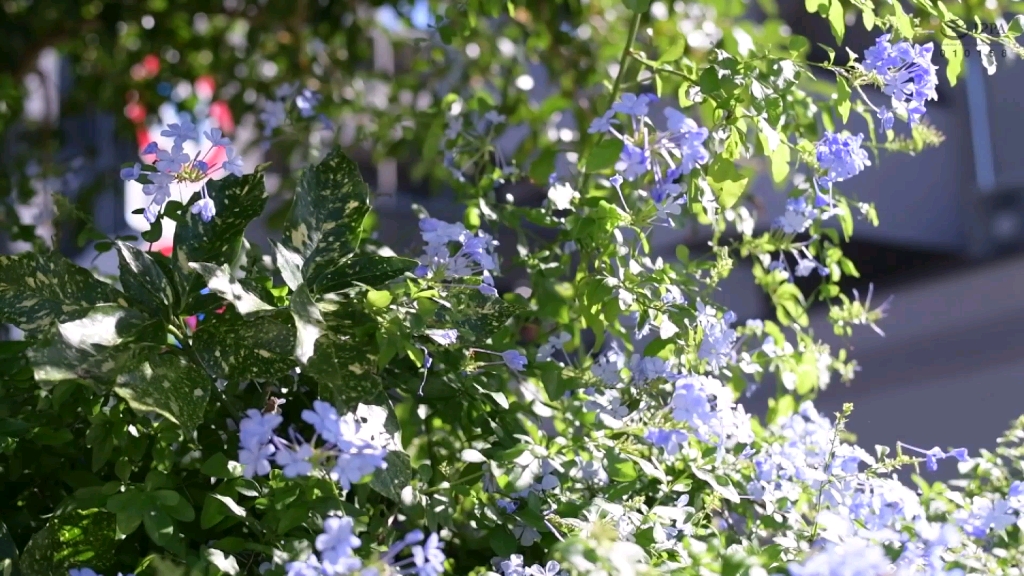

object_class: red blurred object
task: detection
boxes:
[142,54,160,77]
[125,102,146,124]
[209,101,235,135]
[195,75,216,101]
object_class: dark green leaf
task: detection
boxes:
[0,520,18,576]
[489,528,518,557]
[143,507,184,554]
[272,241,305,291]
[430,290,524,345]
[192,309,297,381]
[290,284,325,365]
[174,172,268,268]
[201,494,246,530]
[369,451,413,501]
[190,262,274,316]
[585,138,624,173]
[305,336,383,407]
[19,509,118,576]
[27,304,166,383]
[0,251,122,334]
[113,352,211,435]
[200,453,243,479]
[116,241,175,318]
[284,148,371,289]
[308,255,418,295]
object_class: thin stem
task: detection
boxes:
[576,11,644,194]
[809,417,842,543]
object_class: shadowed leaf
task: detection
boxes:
[0,251,122,334]
[113,352,211,435]
[192,309,296,381]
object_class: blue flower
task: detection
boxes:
[275,442,315,478]
[815,131,871,188]
[222,147,244,177]
[295,88,322,118]
[204,127,232,147]
[190,196,216,223]
[645,428,689,456]
[501,350,528,371]
[619,142,651,181]
[877,106,895,131]
[410,532,446,576]
[120,163,141,181]
[160,120,199,145]
[863,34,938,126]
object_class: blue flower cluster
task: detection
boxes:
[495,555,566,576]
[815,131,871,190]
[237,401,390,489]
[260,83,329,137]
[414,217,499,297]
[121,123,244,223]
[589,92,709,221]
[744,402,971,574]
[863,34,939,128]
[285,516,446,576]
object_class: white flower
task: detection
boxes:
[547,182,579,211]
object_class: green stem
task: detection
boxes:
[576,11,644,194]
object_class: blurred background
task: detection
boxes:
[3,0,1023,477]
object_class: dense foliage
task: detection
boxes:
[4,0,1024,575]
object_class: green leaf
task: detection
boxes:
[430,290,524,345]
[272,241,305,291]
[836,76,851,124]
[192,309,296,381]
[529,148,556,185]
[0,520,19,576]
[290,284,325,364]
[489,528,519,557]
[606,452,638,482]
[309,255,418,295]
[862,6,875,30]
[804,0,828,12]
[190,262,273,316]
[174,172,268,268]
[0,251,122,334]
[827,0,845,43]
[707,157,749,209]
[944,30,963,86]
[201,493,247,529]
[116,241,175,318]
[20,509,118,576]
[305,336,383,407]
[795,351,820,394]
[143,507,184,553]
[658,39,687,63]
[891,0,914,39]
[584,138,624,173]
[27,304,165,383]
[113,352,211,435]
[200,453,244,479]
[366,290,393,308]
[203,549,240,575]
[369,451,413,501]
[284,148,371,289]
